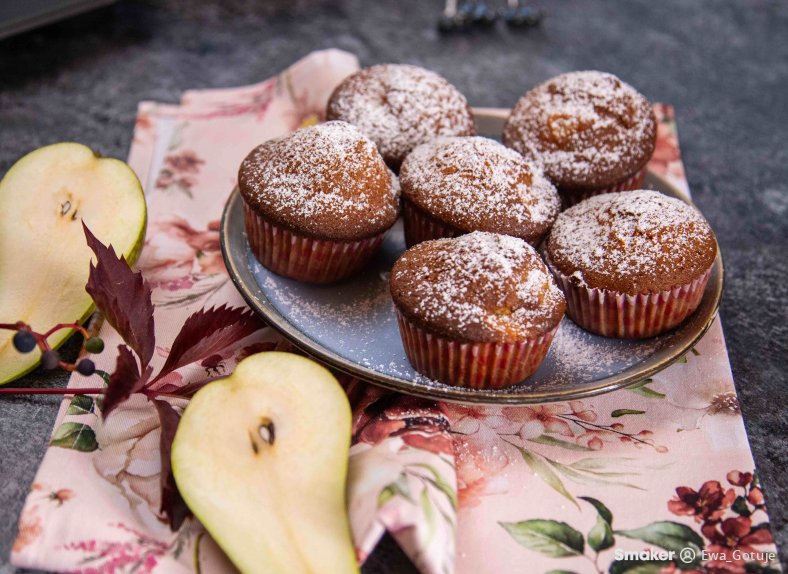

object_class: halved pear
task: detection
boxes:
[172,352,359,574]
[0,143,147,384]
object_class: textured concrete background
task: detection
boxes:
[0,1,786,572]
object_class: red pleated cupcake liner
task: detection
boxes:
[547,259,712,339]
[402,199,460,248]
[402,198,543,248]
[395,309,559,389]
[243,203,385,284]
[559,163,649,208]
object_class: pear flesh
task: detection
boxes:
[0,143,147,383]
[172,352,359,574]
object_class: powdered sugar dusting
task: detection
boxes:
[401,136,561,238]
[327,64,475,168]
[548,190,714,281]
[504,71,655,187]
[263,274,393,330]
[247,226,676,395]
[546,320,661,383]
[392,232,565,340]
[239,121,398,238]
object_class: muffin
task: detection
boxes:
[544,190,717,338]
[399,136,561,247]
[390,231,565,389]
[326,64,475,171]
[503,71,657,206]
[238,121,399,283]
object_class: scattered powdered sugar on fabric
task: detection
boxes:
[239,121,397,236]
[504,71,654,184]
[327,64,475,166]
[548,190,712,278]
[401,136,560,233]
[394,232,564,338]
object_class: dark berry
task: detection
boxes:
[469,3,497,26]
[84,336,105,354]
[502,5,543,27]
[12,331,37,353]
[76,358,96,376]
[457,1,475,17]
[41,350,61,370]
[438,14,468,33]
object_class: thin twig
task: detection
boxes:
[0,387,106,395]
[557,414,654,447]
[42,322,91,339]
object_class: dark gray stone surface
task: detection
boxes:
[0,0,786,572]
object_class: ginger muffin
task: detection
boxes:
[326,64,475,171]
[503,71,657,206]
[544,190,717,338]
[238,121,399,283]
[399,136,560,247]
[390,231,565,389]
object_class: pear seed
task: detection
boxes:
[258,419,275,445]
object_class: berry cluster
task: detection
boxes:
[3,321,104,376]
[439,0,543,33]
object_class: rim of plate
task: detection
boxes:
[220,171,723,404]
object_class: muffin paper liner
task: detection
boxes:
[402,199,461,247]
[546,258,712,339]
[243,202,385,284]
[395,309,559,389]
[559,163,649,207]
[402,198,543,248]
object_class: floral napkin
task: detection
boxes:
[11,50,781,574]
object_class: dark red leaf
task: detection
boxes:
[102,345,148,420]
[83,223,155,369]
[153,399,190,530]
[165,379,219,398]
[154,304,262,381]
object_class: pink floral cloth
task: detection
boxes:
[11,50,781,574]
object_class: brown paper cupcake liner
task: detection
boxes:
[547,259,712,339]
[559,164,649,208]
[395,309,559,389]
[243,203,385,284]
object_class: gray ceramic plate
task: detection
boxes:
[220,110,723,404]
